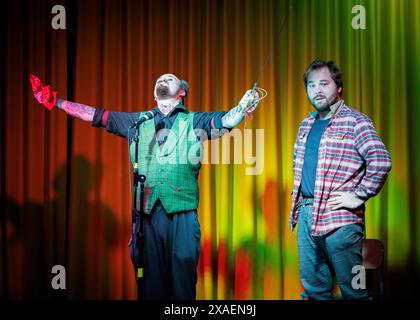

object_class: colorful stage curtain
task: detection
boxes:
[1,0,419,299]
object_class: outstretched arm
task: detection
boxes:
[56,98,96,122]
[30,74,96,122]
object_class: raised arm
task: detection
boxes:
[221,89,260,128]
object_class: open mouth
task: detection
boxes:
[315,96,325,101]
[156,85,170,97]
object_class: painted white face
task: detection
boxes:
[154,74,181,100]
[306,67,342,113]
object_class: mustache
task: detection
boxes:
[314,95,326,99]
[156,86,169,92]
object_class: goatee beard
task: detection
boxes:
[156,85,170,99]
[311,95,338,113]
[314,102,331,113]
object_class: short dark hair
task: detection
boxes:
[303,59,343,96]
[180,79,189,104]
[180,80,189,97]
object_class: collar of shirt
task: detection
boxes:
[152,104,187,127]
[309,99,344,120]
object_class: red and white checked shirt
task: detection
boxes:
[290,100,392,235]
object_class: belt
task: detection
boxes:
[294,197,314,212]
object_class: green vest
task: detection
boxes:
[130,111,202,214]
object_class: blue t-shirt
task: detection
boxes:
[301,117,330,198]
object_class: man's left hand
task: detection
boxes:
[327,191,365,210]
[245,90,260,113]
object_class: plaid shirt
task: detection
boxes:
[290,100,392,235]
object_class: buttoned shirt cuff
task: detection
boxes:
[353,186,370,201]
[92,108,106,127]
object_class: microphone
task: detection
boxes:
[131,110,157,128]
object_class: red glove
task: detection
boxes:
[29,74,57,111]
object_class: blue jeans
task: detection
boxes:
[297,202,369,300]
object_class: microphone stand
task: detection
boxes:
[132,121,147,300]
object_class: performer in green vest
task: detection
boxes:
[30,73,260,299]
